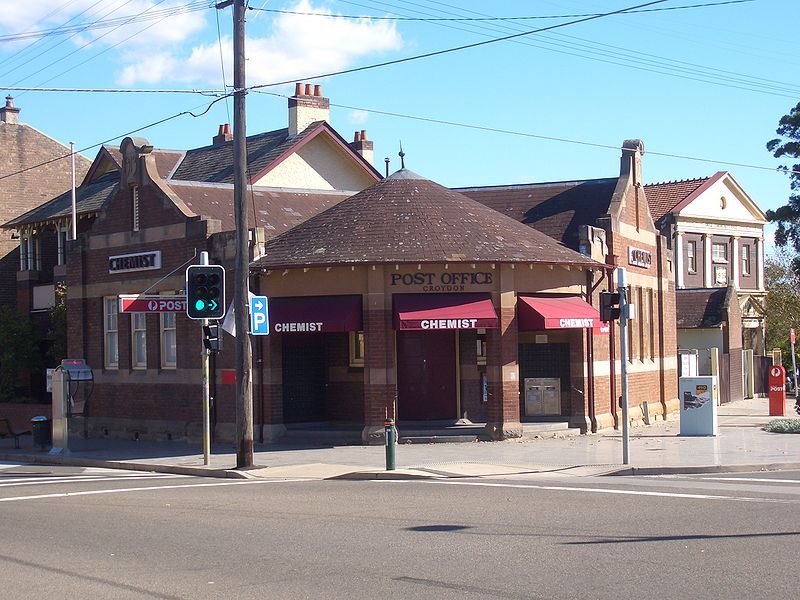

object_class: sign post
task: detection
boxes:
[791,328,797,399]
[617,267,630,465]
[249,296,270,336]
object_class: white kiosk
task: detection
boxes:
[678,376,718,436]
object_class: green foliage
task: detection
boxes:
[47,282,67,366]
[765,250,800,371]
[766,101,800,270]
[763,419,800,434]
[0,306,43,402]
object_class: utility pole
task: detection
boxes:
[231,0,253,468]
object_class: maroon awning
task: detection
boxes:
[518,295,609,334]
[394,293,498,330]
[269,295,362,333]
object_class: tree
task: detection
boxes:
[0,306,43,402]
[47,282,67,366]
[764,249,800,371]
[766,101,800,271]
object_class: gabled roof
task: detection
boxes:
[253,169,604,270]
[3,171,118,228]
[644,173,722,224]
[169,121,381,184]
[455,178,618,249]
[676,286,735,329]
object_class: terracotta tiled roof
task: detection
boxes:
[167,182,350,235]
[456,179,618,249]
[3,171,118,228]
[253,169,603,270]
[644,177,710,223]
[676,287,735,328]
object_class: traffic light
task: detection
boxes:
[186,265,225,320]
[599,291,621,322]
[202,323,221,353]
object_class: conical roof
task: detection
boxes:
[252,168,602,269]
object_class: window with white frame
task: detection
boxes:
[104,297,119,369]
[161,311,177,369]
[686,241,697,273]
[742,245,751,276]
[131,313,147,369]
[19,235,39,271]
[712,242,727,263]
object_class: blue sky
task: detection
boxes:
[1,0,797,234]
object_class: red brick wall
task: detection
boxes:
[0,403,51,431]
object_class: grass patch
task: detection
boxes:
[763,419,800,434]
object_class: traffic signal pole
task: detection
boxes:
[617,267,630,465]
[200,251,211,466]
[232,0,254,468]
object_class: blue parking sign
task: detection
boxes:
[250,296,269,335]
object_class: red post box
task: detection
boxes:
[768,365,786,416]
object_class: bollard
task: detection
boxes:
[384,418,396,471]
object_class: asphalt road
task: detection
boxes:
[2,463,799,599]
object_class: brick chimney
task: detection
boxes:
[350,130,374,165]
[213,123,233,145]
[1,95,21,125]
[288,82,329,136]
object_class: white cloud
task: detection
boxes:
[347,110,370,125]
[117,0,403,86]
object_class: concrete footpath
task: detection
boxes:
[1,397,798,480]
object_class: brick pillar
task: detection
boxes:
[362,265,396,444]
[485,266,522,440]
[260,332,286,441]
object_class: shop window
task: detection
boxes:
[742,245,751,276]
[712,242,727,263]
[686,241,696,273]
[161,309,177,369]
[104,297,119,369]
[349,331,364,367]
[476,329,487,366]
[131,313,147,369]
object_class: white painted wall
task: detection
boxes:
[681,178,764,224]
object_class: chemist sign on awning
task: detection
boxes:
[119,294,187,313]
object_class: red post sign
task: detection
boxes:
[768,365,786,416]
[119,294,187,313]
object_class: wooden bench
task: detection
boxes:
[0,418,31,449]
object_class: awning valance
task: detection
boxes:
[394,293,498,330]
[518,295,608,334]
[269,295,362,333]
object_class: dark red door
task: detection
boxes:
[397,330,456,420]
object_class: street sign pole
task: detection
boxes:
[791,328,797,398]
[200,251,211,466]
[617,267,630,466]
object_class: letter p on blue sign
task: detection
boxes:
[250,296,269,335]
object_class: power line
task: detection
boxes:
[250,0,672,90]
[1,87,226,94]
[356,0,799,98]
[253,89,800,177]
[0,94,232,183]
[0,1,213,43]
[250,0,754,21]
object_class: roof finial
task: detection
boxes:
[398,141,405,169]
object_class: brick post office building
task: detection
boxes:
[6,83,679,443]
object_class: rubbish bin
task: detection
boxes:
[31,416,52,450]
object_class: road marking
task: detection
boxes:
[0,478,312,503]
[646,475,800,484]
[375,479,799,504]
[0,474,186,487]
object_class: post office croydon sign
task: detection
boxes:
[390,271,493,293]
[109,251,161,273]
[628,247,652,269]
[119,294,186,313]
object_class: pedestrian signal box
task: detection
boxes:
[186,265,225,320]
[599,291,621,323]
